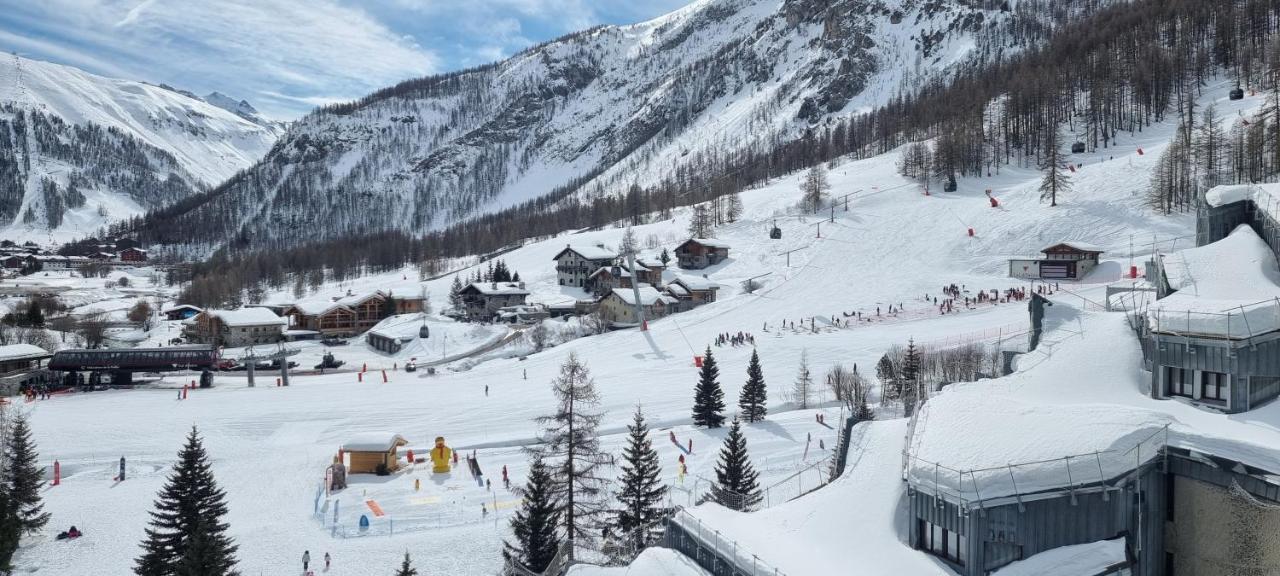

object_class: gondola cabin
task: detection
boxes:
[1230,87,1245,101]
[770,226,782,239]
[1071,141,1086,154]
[943,178,957,192]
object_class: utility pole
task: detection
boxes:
[626,251,648,331]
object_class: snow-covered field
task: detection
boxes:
[7,80,1264,574]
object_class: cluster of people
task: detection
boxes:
[715,331,755,347]
[19,384,51,401]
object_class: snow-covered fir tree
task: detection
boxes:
[611,406,667,556]
[739,350,767,423]
[709,418,762,512]
[692,347,725,428]
[504,456,562,572]
[135,427,238,576]
[532,353,611,557]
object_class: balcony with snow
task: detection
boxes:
[1145,224,1280,413]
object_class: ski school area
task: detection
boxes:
[9,84,1237,575]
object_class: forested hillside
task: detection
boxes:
[163,0,1280,306]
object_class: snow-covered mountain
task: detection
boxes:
[0,54,283,243]
[137,0,1082,254]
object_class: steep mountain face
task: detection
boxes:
[137,0,1072,254]
[0,55,282,243]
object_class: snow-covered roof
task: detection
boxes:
[162,304,202,313]
[1041,241,1103,254]
[464,282,529,296]
[609,286,665,306]
[666,283,689,297]
[340,433,408,452]
[566,548,709,576]
[679,238,731,249]
[0,344,50,361]
[909,313,1280,505]
[672,276,719,291]
[1205,182,1280,209]
[993,539,1126,576]
[554,244,617,261]
[287,291,387,316]
[590,266,631,279]
[1150,225,1280,337]
[207,307,286,327]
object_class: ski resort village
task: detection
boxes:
[6,0,1280,575]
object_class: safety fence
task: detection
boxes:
[664,508,787,576]
[914,321,1029,354]
[311,481,518,538]
[1148,298,1280,340]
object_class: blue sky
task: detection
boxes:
[0,0,691,119]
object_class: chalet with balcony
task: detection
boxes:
[666,276,720,311]
[119,247,148,262]
[553,245,617,288]
[281,290,418,337]
[459,282,530,321]
[674,239,730,270]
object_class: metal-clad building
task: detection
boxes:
[907,449,1280,575]
[1149,332,1280,413]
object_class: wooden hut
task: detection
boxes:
[341,433,409,474]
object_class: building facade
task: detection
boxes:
[553,245,617,288]
[675,239,730,270]
[459,282,530,321]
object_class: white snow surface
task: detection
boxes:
[993,539,1127,576]
[8,77,1274,576]
[567,548,709,575]
[1150,225,1280,337]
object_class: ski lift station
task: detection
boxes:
[1008,242,1104,281]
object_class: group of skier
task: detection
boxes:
[715,331,755,347]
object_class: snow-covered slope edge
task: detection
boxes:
[0,54,283,244]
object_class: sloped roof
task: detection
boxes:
[673,276,719,291]
[464,282,529,296]
[208,307,286,327]
[553,244,617,261]
[678,238,731,250]
[341,433,408,452]
[610,286,666,306]
[0,344,50,361]
[1041,241,1103,254]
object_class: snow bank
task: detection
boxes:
[566,549,708,576]
[993,538,1126,576]
[1149,225,1280,337]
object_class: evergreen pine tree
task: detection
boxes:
[691,347,725,428]
[0,483,17,573]
[710,418,762,512]
[504,456,562,573]
[659,249,671,266]
[135,427,238,576]
[612,406,667,554]
[1039,127,1071,207]
[4,415,49,534]
[394,552,418,576]
[738,350,767,423]
[792,350,813,409]
[24,301,43,328]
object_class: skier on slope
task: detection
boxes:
[302,550,311,572]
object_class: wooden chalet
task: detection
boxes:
[1009,242,1104,281]
[459,282,530,321]
[675,239,731,270]
[341,433,409,474]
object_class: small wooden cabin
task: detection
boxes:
[341,433,409,474]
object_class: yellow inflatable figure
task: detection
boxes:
[430,436,453,474]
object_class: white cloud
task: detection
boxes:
[2,0,439,118]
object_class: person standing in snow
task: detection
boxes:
[324,552,330,571]
[302,550,310,572]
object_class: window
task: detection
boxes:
[1201,371,1228,402]
[1166,367,1193,398]
[920,520,965,566]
